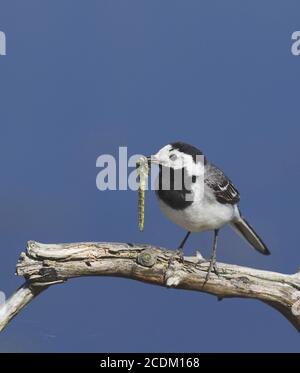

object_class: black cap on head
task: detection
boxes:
[170,142,205,163]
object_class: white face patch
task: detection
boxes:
[154,144,204,176]
[154,145,190,169]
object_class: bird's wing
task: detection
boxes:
[204,164,240,205]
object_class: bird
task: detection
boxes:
[147,141,270,282]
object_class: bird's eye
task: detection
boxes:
[169,154,177,161]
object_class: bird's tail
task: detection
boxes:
[231,217,270,255]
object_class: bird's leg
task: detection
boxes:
[204,229,219,284]
[176,231,191,260]
[168,231,191,266]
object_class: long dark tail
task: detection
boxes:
[231,217,270,255]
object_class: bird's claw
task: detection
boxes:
[164,248,184,283]
[175,248,184,263]
[167,248,184,269]
[168,248,184,265]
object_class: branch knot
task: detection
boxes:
[137,249,157,267]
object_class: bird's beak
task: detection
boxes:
[146,155,159,166]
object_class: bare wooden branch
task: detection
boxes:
[0,283,46,332]
[1,240,300,333]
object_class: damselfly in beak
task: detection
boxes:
[136,156,150,231]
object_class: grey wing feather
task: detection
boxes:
[205,164,240,205]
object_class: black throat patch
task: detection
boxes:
[156,166,194,210]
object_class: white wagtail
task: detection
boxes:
[147,142,270,281]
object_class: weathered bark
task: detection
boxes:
[0,283,46,332]
[0,240,300,333]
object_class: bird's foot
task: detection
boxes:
[168,247,184,266]
[164,248,184,284]
[175,247,185,262]
[166,248,184,271]
[203,255,219,284]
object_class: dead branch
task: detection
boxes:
[1,241,300,333]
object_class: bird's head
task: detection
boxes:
[148,142,205,175]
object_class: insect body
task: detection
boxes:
[136,156,149,231]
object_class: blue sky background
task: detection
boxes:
[0,0,299,352]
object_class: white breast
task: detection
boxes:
[157,186,238,232]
